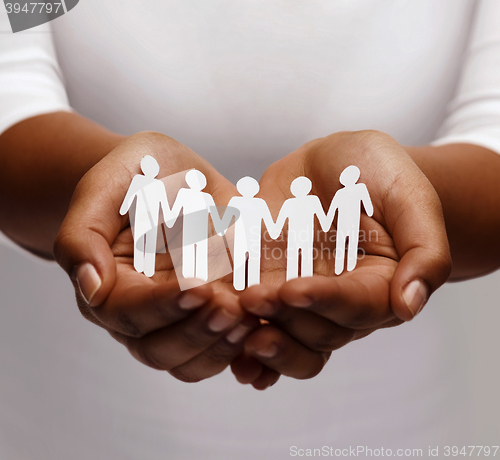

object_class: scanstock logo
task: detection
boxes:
[4,0,79,33]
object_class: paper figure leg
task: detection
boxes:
[195,240,208,281]
[134,233,145,273]
[247,246,261,287]
[335,234,347,275]
[346,230,359,272]
[232,249,247,291]
[286,246,299,281]
[182,243,195,278]
[300,245,314,278]
[144,227,157,277]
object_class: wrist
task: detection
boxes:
[405,143,500,279]
[0,111,125,256]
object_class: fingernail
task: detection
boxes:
[286,296,312,308]
[251,300,276,316]
[179,292,206,310]
[403,280,428,318]
[226,324,252,344]
[254,343,278,358]
[75,263,101,307]
[208,309,239,332]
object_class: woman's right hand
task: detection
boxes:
[54,132,257,383]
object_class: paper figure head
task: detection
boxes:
[140,155,160,178]
[339,165,360,186]
[290,176,312,197]
[236,176,259,197]
[186,169,207,191]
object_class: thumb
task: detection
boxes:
[388,181,452,321]
[391,246,451,321]
[53,169,127,307]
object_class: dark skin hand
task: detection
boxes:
[232,134,500,390]
[232,131,453,389]
[54,131,262,383]
[3,113,500,390]
[0,113,260,383]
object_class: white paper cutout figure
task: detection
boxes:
[166,170,224,281]
[220,176,275,291]
[271,176,330,281]
[120,155,170,277]
[326,165,373,275]
[121,159,373,284]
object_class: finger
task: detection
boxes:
[250,367,281,391]
[232,352,282,389]
[231,352,265,384]
[244,325,329,380]
[93,277,213,338]
[112,291,244,371]
[240,284,355,351]
[168,315,258,382]
[277,265,394,329]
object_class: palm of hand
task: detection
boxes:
[227,132,450,387]
[58,130,449,387]
[257,136,400,307]
[90,133,240,331]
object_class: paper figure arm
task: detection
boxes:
[325,192,340,230]
[313,196,330,232]
[270,200,290,240]
[158,185,172,223]
[203,193,224,235]
[208,207,227,236]
[119,176,141,215]
[166,189,185,228]
[261,201,278,238]
[361,184,374,217]
[218,198,238,236]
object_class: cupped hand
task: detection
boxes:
[232,130,452,389]
[54,132,258,383]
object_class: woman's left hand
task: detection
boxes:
[231,130,452,389]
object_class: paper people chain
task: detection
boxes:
[120,156,373,288]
